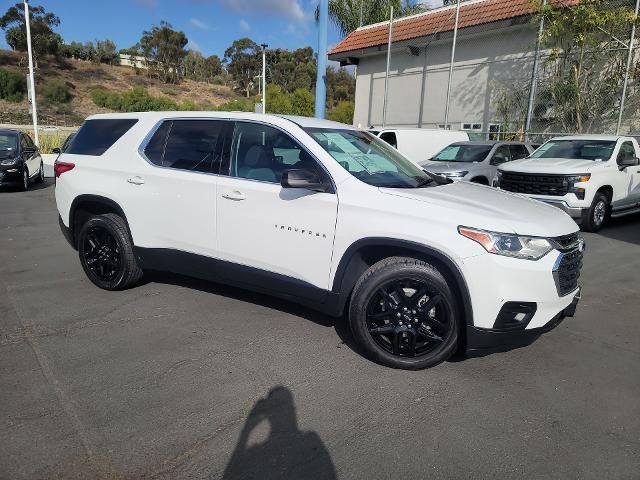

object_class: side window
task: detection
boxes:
[230,122,321,184]
[23,133,35,149]
[161,120,230,173]
[616,142,635,165]
[20,134,28,152]
[379,132,397,149]
[510,144,529,160]
[143,121,171,166]
[67,119,138,156]
[490,145,512,165]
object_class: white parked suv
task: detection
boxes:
[498,135,640,232]
[55,112,584,369]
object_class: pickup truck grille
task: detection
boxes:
[499,172,570,196]
[553,246,583,296]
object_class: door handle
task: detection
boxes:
[127,176,145,185]
[221,190,246,201]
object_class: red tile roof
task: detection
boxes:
[328,0,579,57]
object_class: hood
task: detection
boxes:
[499,157,606,174]
[379,181,577,238]
[421,161,478,174]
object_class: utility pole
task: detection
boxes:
[315,0,328,118]
[443,0,461,129]
[260,43,268,114]
[616,0,639,135]
[525,0,546,141]
[382,6,394,127]
[24,0,39,146]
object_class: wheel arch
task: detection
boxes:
[331,238,473,330]
[68,195,131,250]
[596,185,613,202]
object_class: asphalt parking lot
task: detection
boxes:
[1,180,639,480]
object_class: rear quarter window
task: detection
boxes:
[66,119,138,156]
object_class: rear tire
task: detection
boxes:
[581,193,609,233]
[35,161,44,183]
[78,213,143,290]
[349,256,460,370]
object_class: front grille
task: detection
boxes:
[554,248,583,296]
[500,172,570,196]
[552,232,580,252]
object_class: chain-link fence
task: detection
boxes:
[359,0,639,143]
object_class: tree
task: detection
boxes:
[0,68,26,102]
[317,0,424,37]
[533,0,637,133]
[95,40,119,65]
[328,100,354,124]
[140,21,188,84]
[184,51,224,83]
[0,3,62,57]
[224,38,261,97]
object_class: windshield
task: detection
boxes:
[0,134,18,157]
[430,144,493,163]
[531,140,616,161]
[306,128,436,188]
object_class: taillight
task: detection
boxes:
[54,161,75,178]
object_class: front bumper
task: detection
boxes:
[0,168,23,185]
[531,198,586,221]
[466,290,580,356]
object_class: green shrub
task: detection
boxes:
[212,76,225,85]
[40,79,72,105]
[328,101,354,125]
[0,68,26,102]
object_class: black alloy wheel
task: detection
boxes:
[77,213,143,290]
[349,257,459,370]
[82,225,123,283]
[365,278,454,359]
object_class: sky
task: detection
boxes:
[0,0,343,58]
[0,0,443,59]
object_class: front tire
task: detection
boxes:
[20,167,29,191]
[582,193,609,232]
[78,213,143,290]
[349,257,460,370]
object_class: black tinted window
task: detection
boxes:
[160,120,230,173]
[510,144,529,160]
[67,119,138,156]
[143,121,171,166]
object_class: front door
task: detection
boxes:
[615,141,640,207]
[216,121,338,295]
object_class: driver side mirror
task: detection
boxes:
[52,147,61,154]
[619,157,639,169]
[281,169,330,193]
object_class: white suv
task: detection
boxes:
[55,112,584,369]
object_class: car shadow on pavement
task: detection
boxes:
[222,386,337,480]
[598,214,640,246]
[0,179,54,192]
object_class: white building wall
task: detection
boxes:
[352,25,537,131]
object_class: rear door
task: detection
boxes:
[215,120,338,294]
[129,118,233,258]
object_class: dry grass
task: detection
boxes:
[0,50,240,124]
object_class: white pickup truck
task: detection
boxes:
[497,135,640,232]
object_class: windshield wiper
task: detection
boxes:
[413,175,434,187]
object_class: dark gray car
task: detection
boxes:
[420,141,534,185]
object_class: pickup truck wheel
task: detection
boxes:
[349,257,459,370]
[78,213,143,290]
[582,193,609,233]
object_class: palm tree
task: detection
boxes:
[316,0,425,37]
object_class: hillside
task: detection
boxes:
[0,50,241,126]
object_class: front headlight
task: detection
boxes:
[442,171,468,178]
[458,226,553,260]
[0,158,17,166]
